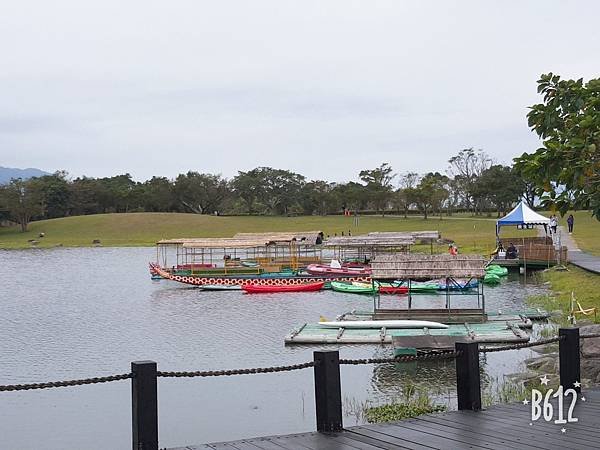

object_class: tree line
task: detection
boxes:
[5,72,597,232]
[0,149,529,231]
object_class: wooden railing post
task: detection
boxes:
[455,342,481,411]
[559,328,581,393]
[313,351,343,432]
[132,361,158,450]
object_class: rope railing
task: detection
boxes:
[157,361,316,378]
[0,373,133,392]
[481,336,563,353]
[340,350,460,365]
[2,332,599,393]
[581,333,600,339]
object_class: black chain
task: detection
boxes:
[340,350,460,365]
[481,336,562,353]
[0,373,132,392]
[157,361,315,378]
[581,333,600,339]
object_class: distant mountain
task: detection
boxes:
[0,167,50,184]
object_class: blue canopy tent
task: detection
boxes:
[496,201,550,236]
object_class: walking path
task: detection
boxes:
[556,226,600,275]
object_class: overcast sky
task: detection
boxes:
[1,1,598,183]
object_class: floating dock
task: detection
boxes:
[284,320,529,346]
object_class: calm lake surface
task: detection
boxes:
[0,248,548,449]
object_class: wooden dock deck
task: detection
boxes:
[173,388,600,449]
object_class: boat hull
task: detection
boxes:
[149,263,370,287]
[378,285,409,295]
[243,282,325,293]
[331,281,375,294]
[318,320,449,329]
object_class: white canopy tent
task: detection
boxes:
[496,200,550,236]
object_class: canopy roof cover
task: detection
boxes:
[496,201,549,234]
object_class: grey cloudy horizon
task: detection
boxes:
[1,0,598,184]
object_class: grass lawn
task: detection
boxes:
[529,265,600,325]
[563,211,600,255]
[0,212,536,251]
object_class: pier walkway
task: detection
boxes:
[559,226,600,274]
[174,388,600,450]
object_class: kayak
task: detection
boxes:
[201,284,242,291]
[486,265,508,276]
[483,273,501,285]
[407,281,440,292]
[377,282,409,295]
[318,320,449,329]
[243,281,325,293]
[331,281,376,294]
[241,261,260,268]
[306,264,372,276]
[437,279,479,290]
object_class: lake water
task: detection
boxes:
[0,248,548,449]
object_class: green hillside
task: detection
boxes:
[1,211,596,253]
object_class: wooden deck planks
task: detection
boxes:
[172,389,600,450]
[415,414,546,450]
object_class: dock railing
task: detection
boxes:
[1,328,599,449]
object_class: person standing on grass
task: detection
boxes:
[550,215,558,234]
[567,214,574,234]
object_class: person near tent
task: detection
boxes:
[506,242,518,259]
[491,241,505,258]
[567,214,574,234]
[550,215,558,234]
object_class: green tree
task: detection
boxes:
[68,177,101,215]
[174,172,229,214]
[331,181,368,212]
[411,172,449,219]
[447,148,492,213]
[300,181,335,215]
[514,73,600,218]
[260,168,305,215]
[232,169,265,214]
[141,177,177,212]
[359,163,396,215]
[393,172,419,217]
[472,165,522,216]
[0,178,45,231]
[32,171,71,218]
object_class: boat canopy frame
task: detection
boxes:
[370,253,487,313]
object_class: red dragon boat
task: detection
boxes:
[243,281,325,293]
[149,263,370,287]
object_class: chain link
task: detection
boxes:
[340,350,460,365]
[481,336,562,353]
[581,333,600,339]
[158,361,315,378]
[0,373,132,392]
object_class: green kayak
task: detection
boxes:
[486,265,508,276]
[331,281,376,294]
[408,282,440,292]
[483,273,501,285]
